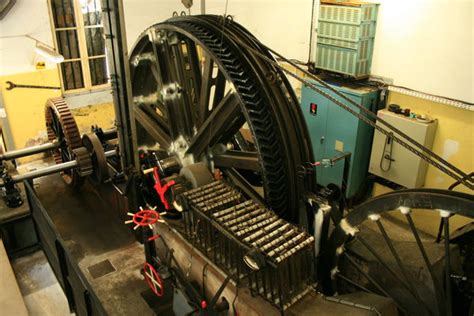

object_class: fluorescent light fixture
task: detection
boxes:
[34,42,64,64]
[0,33,65,64]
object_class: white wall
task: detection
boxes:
[0,0,56,76]
[123,0,313,62]
[371,0,473,103]
[123,0,473,103]
[1,0,471,103]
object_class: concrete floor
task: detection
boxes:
[11,250,73,316]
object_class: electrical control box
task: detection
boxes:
[301,79,381,198]
[369,109,438,188]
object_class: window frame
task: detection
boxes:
[47,0,110,94]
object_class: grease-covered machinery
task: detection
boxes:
[127,15,474,316]
[1,10,473,316]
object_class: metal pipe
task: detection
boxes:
[252,223,291,247]
[7,150,116,184]
[11,160,78,183]
[183,180,222,197]
[0,142,60,161]
[243,220,284,243]
[104,149,117,158]
[215,204,259,222]
[260,229,295,252]
[235,217,281,237]
[213,200,254,218]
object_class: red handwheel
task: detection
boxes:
[132,209,160,227]
[143,262,164,297]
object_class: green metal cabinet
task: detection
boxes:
[300,79,380,198]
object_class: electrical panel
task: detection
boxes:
[369,109,438,188]
[301,79,381,198]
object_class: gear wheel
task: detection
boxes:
[82,133,109,184]
[45,97,83,186]
[73,147,93,177]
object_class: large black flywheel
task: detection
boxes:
[129,15,315,222]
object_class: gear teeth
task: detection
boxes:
[172,20,291,214]
[45,97,83,186]
[73,147,93,177]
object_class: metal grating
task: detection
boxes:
[179,181,315,311]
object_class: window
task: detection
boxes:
[48,0,109,92]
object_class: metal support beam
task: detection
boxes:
[101,0,137,172]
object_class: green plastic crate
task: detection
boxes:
[316,37,374,78]
[318,20,376,42]
[319,2,379,24]
[315,2,379,78]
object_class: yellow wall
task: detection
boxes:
[373,92,473,234]
[71,103,116,135]
[0,69,115,163]
[387,92,474,194]
[0,69,61,151]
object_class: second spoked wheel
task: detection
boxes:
[130,15,315,222]
[320,189,474,315]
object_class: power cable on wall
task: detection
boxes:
[308,0,316,65]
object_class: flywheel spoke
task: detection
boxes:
[198,55,214,125]
[134,106,172,148]
[443,214,453,316]
[213,150,259,171]
[222,168,265,206]
[374,218,433,314]
[186,92,243,158]
[147,31,164,87]
[158,35,193,140]
[405,212,446,314]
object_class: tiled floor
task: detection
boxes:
[11,250,73,316]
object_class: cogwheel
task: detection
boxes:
[73,147,93,177]
[45,97,83,186]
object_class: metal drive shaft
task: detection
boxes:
[0,142,60,161]
[0,128,117,162]
[12,160,78,182]
[9,150,116,183]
